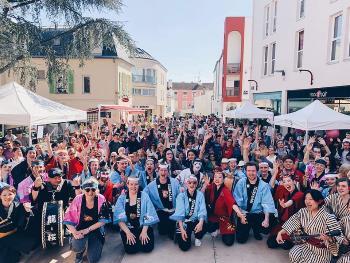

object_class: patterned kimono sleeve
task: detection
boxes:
[197,192,207,221]
[142,192,159,226]
[169,193,186,221]
[325,213,344,256]
[282,209,302,235]
[113,194,127,224]
[98,201,111,224]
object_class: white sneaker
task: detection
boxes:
[195,238,202,247]
[211,230,218,238]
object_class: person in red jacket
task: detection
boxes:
[205,171,246,246]
[267,175,304,249]
[97,168,114,204]
[45,148,83,180]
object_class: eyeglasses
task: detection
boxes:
[85,188,96,193]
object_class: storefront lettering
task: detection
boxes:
[309,90,327,98]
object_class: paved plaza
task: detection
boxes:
[22,231,289,263]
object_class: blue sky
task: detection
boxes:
[110,0,252,83]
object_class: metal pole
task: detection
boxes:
[29,122,32,146]
[97,104,101,128]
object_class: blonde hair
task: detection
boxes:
[339,164,350,178]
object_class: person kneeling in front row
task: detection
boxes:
[64,178,110,263]
[114,176,159,254]
[170,175,207,251]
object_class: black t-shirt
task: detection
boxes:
[157,179,173,210]
[35,180,75,211]
[246,179,259,212]
[126,203,140,228]
[77,196,98,230]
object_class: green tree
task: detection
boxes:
[0,0,135,89]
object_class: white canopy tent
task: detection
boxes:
[274,100,350,131]
[0,82,87,126]
[226,101,274,120]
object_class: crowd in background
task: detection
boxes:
[0,115,350,263]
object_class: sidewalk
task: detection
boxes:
[22,231,289,263]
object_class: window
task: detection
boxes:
[264,5,270,37]
[48,70,74,94]
[83,76,90,93]
[298,0,305,19]
[272,1,277,33]
[297,30,304,68]
[37,70,45,80]
[347,10,350,58]
[270,43,276,74]
[132,88,142,95]
[330,14,343,61]
[226,80,240,97]
[53,38,61,46]
[263,46,269,76]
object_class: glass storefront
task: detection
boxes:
[253,91,282,115]
[287,86,350,115]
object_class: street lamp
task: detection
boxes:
[299,69,314,85]
[248,80,258,91]
[274,70,286,77]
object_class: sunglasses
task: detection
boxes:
[85,188,96,193]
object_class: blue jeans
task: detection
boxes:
[71,231,103,263]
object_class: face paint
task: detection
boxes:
[193,161,202,173]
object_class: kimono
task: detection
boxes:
[110,167,132,184]
[63,194,111,236]
[269,187,304,241]
[206,184,236,234]
[282,207,344,263]
[324,193,350,261]
[324,193,350,221]
[17,176,35,203]
[138,170,157,190]
[176,168,205,190]
[338,216,350,263]
[233,178,276,215]
[113,191,159,227]
[144,177,180,211]
[170,190,207,222]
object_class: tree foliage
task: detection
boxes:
[0,0,135,89]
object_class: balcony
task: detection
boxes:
[227,63,241,74]
[132,74,156,84]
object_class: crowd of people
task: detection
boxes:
[0,115,350,263]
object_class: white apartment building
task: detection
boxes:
[251,0,350,115]
[130,48,167,118]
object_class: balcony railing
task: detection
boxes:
[132,74,156,84]
[227,63,241,74]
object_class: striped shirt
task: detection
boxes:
[282,207,344,262]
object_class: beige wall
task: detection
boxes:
[0,57,134,123]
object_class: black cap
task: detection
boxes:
[26,146,36,155]
[31,160,44,167]
[315,159,327,166]
[48,168,63,178]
